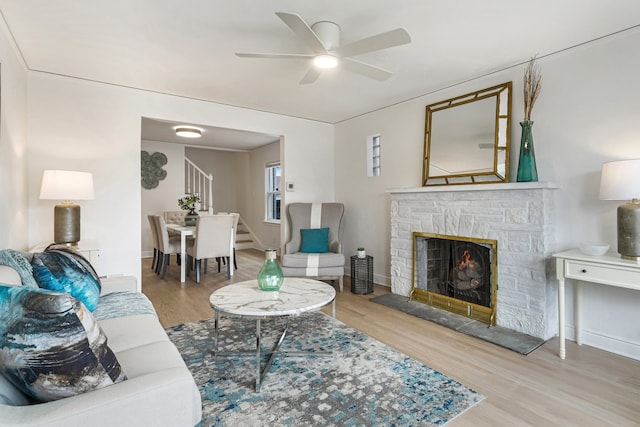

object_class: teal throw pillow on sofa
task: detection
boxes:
[31,245,101,312]
[0,285,126,402]
[300,227,330,253]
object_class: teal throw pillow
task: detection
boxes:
[31,245,101,312]
[300,227,330,253]
[0,285,126,402]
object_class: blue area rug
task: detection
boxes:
[166,312,484,426]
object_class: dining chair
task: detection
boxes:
[163,210,187,237]
[213,212,240,270]
[186,214,234,283]
[147,214,160,272]
[154,215,182,279]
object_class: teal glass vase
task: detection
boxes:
[257,248,284,291]
[516,120,538,182]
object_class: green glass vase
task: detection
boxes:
[516,120,538,182]
[184,209,198,226]
[257,248,284,291]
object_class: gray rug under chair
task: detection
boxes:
[166,311,484,426]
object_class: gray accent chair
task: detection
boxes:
[281,202,345,292]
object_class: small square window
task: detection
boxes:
[367,134,381,177]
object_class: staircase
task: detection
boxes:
[185,155,261,251]
[185,158,213,214]
[235,217,256,250]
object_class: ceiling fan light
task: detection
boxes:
[313,54,338,69]
[175,127,202,138]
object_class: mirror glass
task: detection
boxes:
[422,82,512,186]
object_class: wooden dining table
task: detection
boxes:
[165,223,194,283]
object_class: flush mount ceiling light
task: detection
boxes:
[175,127,202,138]
[313,54,338,69]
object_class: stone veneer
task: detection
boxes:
[389,182,559,339]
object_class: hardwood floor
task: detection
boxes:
[142,249,640,427]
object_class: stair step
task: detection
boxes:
[235,241,254,250]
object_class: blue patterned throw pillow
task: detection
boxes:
[0,285,126,402]
[31,245,101,311]
[300,227,330,253]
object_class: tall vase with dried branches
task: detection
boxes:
[517,56,542,182]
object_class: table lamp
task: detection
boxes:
[40,170,94,245]
[599,159,640,261]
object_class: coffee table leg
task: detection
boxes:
[255,318,261,392]
[214,310,219,354]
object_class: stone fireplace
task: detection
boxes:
[389,182,559,339]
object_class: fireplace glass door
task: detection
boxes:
[412,232,497,325]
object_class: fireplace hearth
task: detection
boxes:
[412,232,497,325]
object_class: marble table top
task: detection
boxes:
[209,278,336,317]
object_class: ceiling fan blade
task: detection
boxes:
[275,12,327,54]
[235,52,313,59]
[333,28,411,57]
[299,67,322,85]
[341,58,393,81]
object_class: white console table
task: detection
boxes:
[30,241,100,274]
[553,249,640,359]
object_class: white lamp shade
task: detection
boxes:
[40,170,95,201]
[599,159,640,201]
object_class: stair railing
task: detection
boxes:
[185,157,213,214]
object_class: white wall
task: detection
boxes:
[26,72,334,285]
[248,141,281,250]
[0,20,29,250]
[141,140,185,257]
[335,28,640,359]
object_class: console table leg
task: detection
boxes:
[558,278,566,359]
[575,282,583,345]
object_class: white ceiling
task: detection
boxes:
[2,1,639,147]
[141,117,280,151]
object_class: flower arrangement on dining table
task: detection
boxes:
[178,194,200,214]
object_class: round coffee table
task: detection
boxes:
[209,278,336,391]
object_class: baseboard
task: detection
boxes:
[565,325,640,361]
[346,266,390,287]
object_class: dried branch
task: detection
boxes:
[523,55,542,121]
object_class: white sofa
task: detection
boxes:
[0,265,202,427]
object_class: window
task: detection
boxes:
[367,134,381,177]
[265,163,281,223]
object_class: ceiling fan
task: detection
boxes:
[235,12,411,84]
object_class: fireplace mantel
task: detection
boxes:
[387,181,559,194]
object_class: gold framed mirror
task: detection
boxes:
[422,82,512,186]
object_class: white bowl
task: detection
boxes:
[579,242,610,256]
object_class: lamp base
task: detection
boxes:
[618,199,640,262]
[54,203,81,245]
